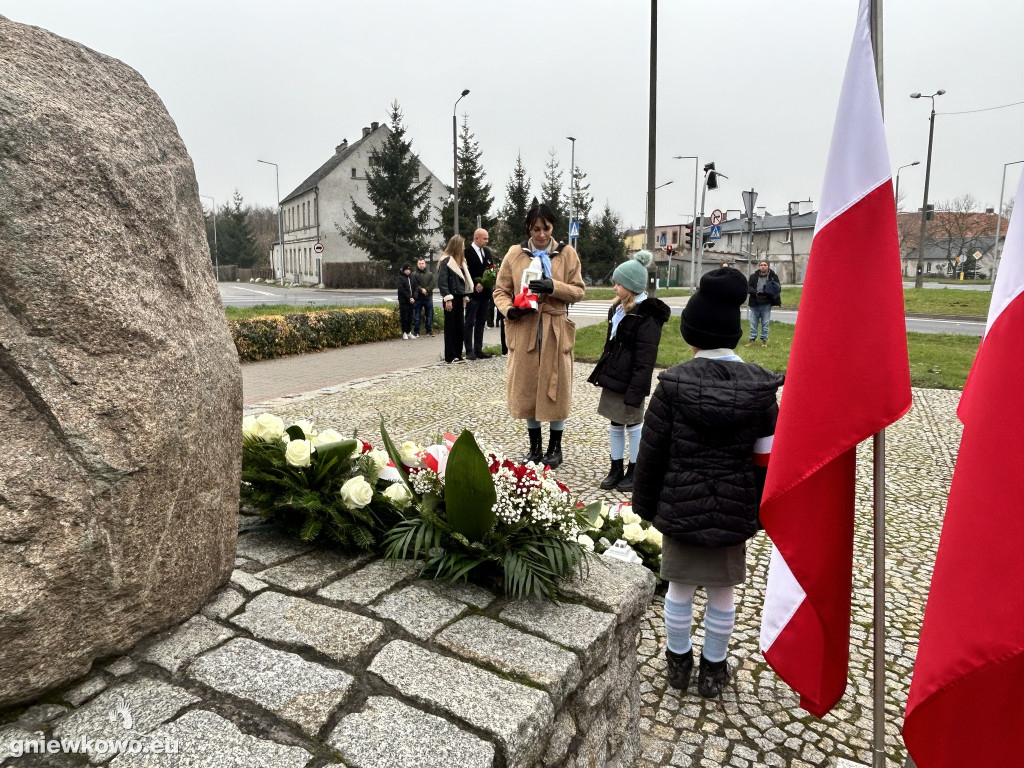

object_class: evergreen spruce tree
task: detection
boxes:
[493,153,533,256]
[214,191,260,269]
[540,150,568,239]
[568,163,594,251]
[583,204,627,284]
[438,116,495,241]
[345,101,432,268]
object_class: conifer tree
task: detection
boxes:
[493,153,532,256]
[568,163,594,249]
[213,190,260,269]
[345,101,432,268]
[540,151,568,239]
[583,204,627,284]
[439,116,495,241]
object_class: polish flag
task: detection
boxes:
[902,171,1024,766]
[758,0,911,717]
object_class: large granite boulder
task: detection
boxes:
[0,17,241,705]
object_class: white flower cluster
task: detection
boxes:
[490,466,575,531]
[411,469,443,497]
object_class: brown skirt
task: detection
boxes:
[659,533,746,587]
[597,388,646,425]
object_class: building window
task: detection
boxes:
[926,262,932,273]
[352,168,357,178]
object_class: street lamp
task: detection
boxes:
[567,136,576,246]
[894,161,920,210]
[452,88,470,238]
[910,89,945,288]
[991,159,1024,289]
[199,194,219,282]
[257,159,285,285]
[643,181,673,237]
[673,155,699,290]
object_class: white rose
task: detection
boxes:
[313,428,345,447]
[367,449,391,471]
[622,522,646,544]
[290,419,316,439]
[399,441,425,468]
[339,476,374,509]
[597,501,609,519]
[241,415,257,438]
[253,413,286,441]
[644,526,663,548]
[382,483,412,508]
[619,508,642,526]
[577,534,595,551]
[284,439,314,467]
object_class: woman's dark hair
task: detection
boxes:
[525,203,557,235]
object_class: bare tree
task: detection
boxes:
[247,204,278,268]
[931,194,990,273]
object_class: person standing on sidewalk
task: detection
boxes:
[437,236,472,364]
[396,263,418,340]
[633,267,783,699]
[588,253,671,493]
[746,260,781,346]
[463,228,494,360]
[413,258,436,337]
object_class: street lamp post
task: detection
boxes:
[894,161,920,210]
[673,155,699,290]
[990,159,1024,289]
[452,89,470,238]
[257,159,284,285]
[911,89,945,289]
[567,136,576,247]
[199,194,219,282]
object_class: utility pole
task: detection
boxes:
[645,0,658,296]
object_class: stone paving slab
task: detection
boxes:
[187,638,354,737]
[106,709,312,768]
[315,558,422,605]
[63,676,108,707]
[230,590,384,663]
[367,582,466,640]
[233,530,314,566]
[257,549,374,593]
[499,599,617,672]
[328,696,494,768]
[200,587,246,621]
[559,558,657,625]
[228,569,269,595]
[436,615,582,707]
[139,616,236,675]
[368,639,553,768]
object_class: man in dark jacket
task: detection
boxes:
[396,263,418,339]
[633,267,784,700]
[463,228,494,359]
[746,260,782,346]
[412,258,436,337]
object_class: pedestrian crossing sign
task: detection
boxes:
[569,221,580,238]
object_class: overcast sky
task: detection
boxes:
[6,0,1023,231]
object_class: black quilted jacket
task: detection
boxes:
[587,297,672,408]
[632,357,784,547]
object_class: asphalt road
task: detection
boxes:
[218,284,986,337]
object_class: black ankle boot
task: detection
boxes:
[525,427,544,465]
[599,458,624,490]
[666,648,694,690]
[697,654,731,699]
[543,429,563,469]
[617,462,636,492]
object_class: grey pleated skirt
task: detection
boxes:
[597,388,646,425]
[660,534,746,587]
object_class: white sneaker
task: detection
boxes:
[403,333,409,340]
[411,334,419,339]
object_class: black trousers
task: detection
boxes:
[399,301,414,333]
[464,293,488,355]
[444,297,465,362]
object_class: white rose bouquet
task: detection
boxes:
[579,502,662,576]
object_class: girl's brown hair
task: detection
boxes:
[443,235,466,264]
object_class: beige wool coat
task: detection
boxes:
[492,241,586,422]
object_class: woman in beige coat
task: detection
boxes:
[492,203,585,468]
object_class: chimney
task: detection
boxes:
[756,206,767,218]
[371,121,379,131]
[362,126,371,138]
[798,200,814,215]
[335,139,348,154]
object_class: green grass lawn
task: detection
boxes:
[574,321,979,390]
[780,286,990,317]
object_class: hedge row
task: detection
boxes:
[230,307,445,362]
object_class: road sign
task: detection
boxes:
[709,225,721,240]
[313,242,324,254]
[710,209,724,226]
[569,221,580,238]
[659,234,667,247]
[742,189,758,218]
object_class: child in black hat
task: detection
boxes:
[632,267,785,699]
[396,263,418,339]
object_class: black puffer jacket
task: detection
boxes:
[587,297,672,408]
[632,357,784,547]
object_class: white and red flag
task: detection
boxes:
[758,0,911,717]
[902,171,1024,766]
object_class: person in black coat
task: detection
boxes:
[746,260,782,346]
[587,253,670,492]
[633,267,784,700]
[396,263,418,339]
[436,235,473,363]
[463,228,495,359]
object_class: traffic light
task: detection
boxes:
[704,161,718,190]
[702,232,715,249]
[683,224,694,249]
[665,244,674,257]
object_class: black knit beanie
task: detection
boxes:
[680,267,748,349]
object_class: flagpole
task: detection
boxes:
[869,2,889,768]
